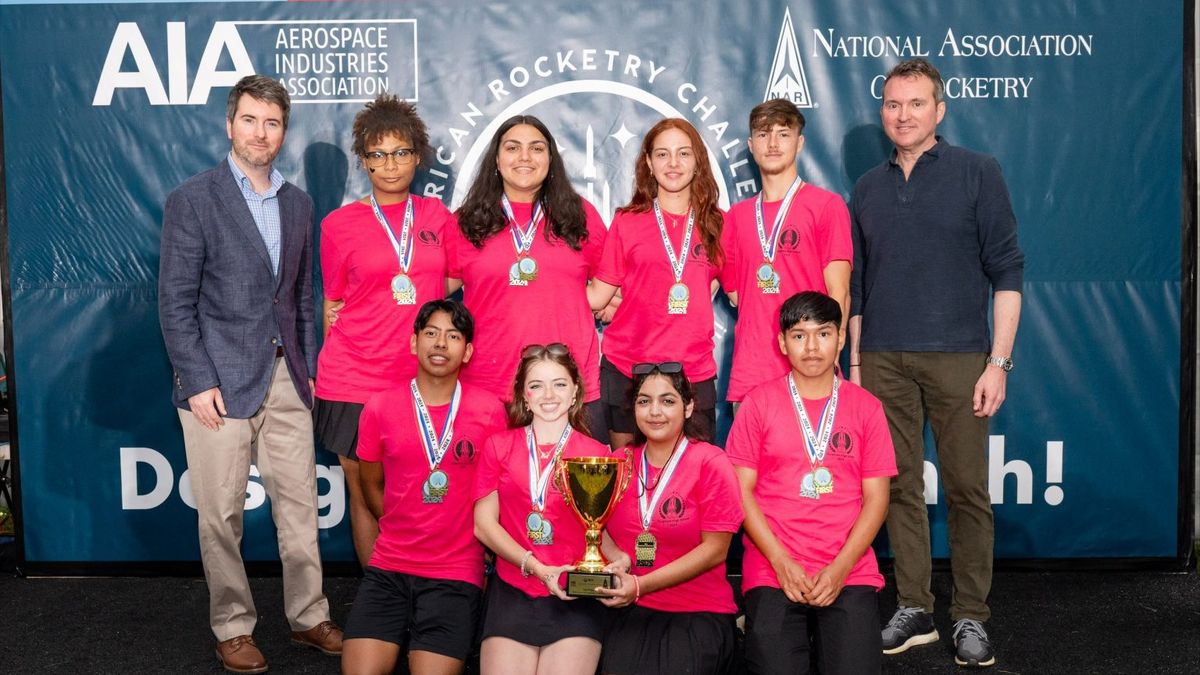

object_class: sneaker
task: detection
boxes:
[881,606,940,654]
[953,618,996,668]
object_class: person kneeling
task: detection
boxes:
[341,300,507,675]
[727,291,897,675]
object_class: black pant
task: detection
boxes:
[744,586,882,675]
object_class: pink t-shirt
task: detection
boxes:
[473,426,611,597]
[605,441,742,613]
[317,196,452,402]
[357,381,507,587]
[447,200,606,402]
[720,186,851,401]
[596,209,720,380]
[725,375,897,592]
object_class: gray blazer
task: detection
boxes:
[158,160,316,419]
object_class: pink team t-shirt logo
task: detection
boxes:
[417,229,441,246]
[449,439,478,464]
[829,429,854,459]
[658,493,688,523]
[778,228,801,252]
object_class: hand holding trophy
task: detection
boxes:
[556,454,631,597]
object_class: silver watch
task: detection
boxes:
[986,355,1013,372]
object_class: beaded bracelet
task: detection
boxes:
[519,550,534,577]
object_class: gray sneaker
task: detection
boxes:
[881,606,939,654]
[953,618,996,668]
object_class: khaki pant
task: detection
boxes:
[179,357,330,640]
[862,351,993,622]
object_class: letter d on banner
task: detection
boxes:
[120,447,173,509]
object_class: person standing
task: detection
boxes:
[849,58,1024,669]
[721,99,852,406]
[159,75,341,673]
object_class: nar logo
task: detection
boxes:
[763,8,815,108]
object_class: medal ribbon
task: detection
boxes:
[787,374,839,469]
[502,195,544,258]
[753,176,804,263]
[411,379,462,472]
[526,425,572,512]
[637,438,689,531]
[652,199,695,284]
[370,194,415,274]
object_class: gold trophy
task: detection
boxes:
[556,455,631,597]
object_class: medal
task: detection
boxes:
[526,425,572,545]
[391,273,416,305]
[635,531,658,567]
[370,195,417,305]
[653,199,695,316]
[503,195,543,285]
[411,379,462,505]
[636,439,688,566]
[756,262,780,294]
[754,177,804,294]
[788,374,839,500]
[668,282,690,315]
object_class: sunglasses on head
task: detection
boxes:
[521,342,570,358]
[631,361,684,376]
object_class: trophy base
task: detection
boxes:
[565,571,614,598]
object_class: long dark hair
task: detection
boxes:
[505,343,591,436]
[456,115,589,250]
[619,118,724,265]
[630,366,707,446]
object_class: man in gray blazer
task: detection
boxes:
[159,75,341,674]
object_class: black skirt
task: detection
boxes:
[313,397,364,459]
[480,575,606,646]
[601,604,737,675]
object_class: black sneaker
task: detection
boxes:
[953,618,996,668]
[881,606,939,654]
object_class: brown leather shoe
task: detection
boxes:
[215,635,268,674]
[290,620,343,655]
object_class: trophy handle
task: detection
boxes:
[554,457,573,508]
[615,447,633,498]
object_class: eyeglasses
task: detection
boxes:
[631,361,683,376]
[364,148,417,167]
[521,342,570,358]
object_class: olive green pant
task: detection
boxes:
[862,351,992,622]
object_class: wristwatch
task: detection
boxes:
[986,355,1014,372]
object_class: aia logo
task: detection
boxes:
[450,439,477,464]
[658,494,687,522]
[418,229,441,246]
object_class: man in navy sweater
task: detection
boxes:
[848,58,1024,670]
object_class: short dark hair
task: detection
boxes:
[413,299,475,343]
[779,291,842,333]
[351,94,431,163]
[629,366,709,445]
[749,98,806,135]
[226,75,291,129]
[884,58,945,104]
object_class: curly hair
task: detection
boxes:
[455,115,589,250]
[350,94,431,163]
[618,118,723,265]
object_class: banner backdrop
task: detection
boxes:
[0,1,1184,563]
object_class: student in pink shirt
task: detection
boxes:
[726,291,896,675]
[587,118,725,449]
[448,115,608,440]
[316,95,452,567]
[473,343,611,675]
[720,99,852,406]
[341,299,506,675]
[594,362,743,675]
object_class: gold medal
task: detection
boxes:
[391,273,417,305]
[635,531,657,567]
[668,282,690,315]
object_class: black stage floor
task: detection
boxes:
[2,562,1198,674]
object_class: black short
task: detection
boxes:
[601,604,736,675]
[743,585,881,675]
[599,357,717,438]
[313,397,364,459]
[480,575,605,647]
[343,567,482,660]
